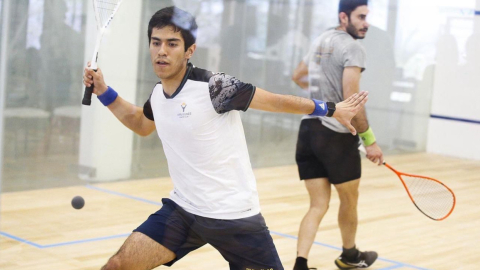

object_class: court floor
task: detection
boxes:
[1,152,479,269]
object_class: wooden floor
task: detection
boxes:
[1,152,479,270]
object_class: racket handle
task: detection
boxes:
[82,84,94,106]
[82,69,97,106]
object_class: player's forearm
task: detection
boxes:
[107,96,151,136]
[342,67,368,132]
[250,88,314,114]
[351,107,369,133]
[274,94,315,114]
[344,89,369,132]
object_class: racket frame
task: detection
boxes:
[82,0,123,105]
[358,146,456,221]
[383,161,456,221]
[89,0,124,70]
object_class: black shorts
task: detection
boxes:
[134,198,283,270]
[295,119,361,184]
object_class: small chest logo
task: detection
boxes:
[177,102,191,118]
[314,45,334,64]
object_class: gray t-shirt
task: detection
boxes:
[303,29,366,133]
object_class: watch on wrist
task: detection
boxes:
[326,102,336,117]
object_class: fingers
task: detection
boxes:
[344,93,354,103]
[83,68,94,87]
[349,94,368,115]
[83,64,104,87]
[352,91,368,107]
[344,92,358,104]
[343,91,369,108]
[358,91,368,100]
[367,154,383,165]
[378,154,384,165]
[367,156,378,164]
[356,95,368,108]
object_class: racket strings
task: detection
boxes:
[95,0,122,27]
[402,175,454,220]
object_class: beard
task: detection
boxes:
[346,22,367,39]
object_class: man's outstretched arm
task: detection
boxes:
[249,87,368,135]
[83,65,156,137]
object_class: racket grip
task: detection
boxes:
[82,68,97,106]
[82,84,94,106]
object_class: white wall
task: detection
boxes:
[427,1,480,160]
[78,1,143,181]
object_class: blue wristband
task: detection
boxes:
[97,86,118,106]
[309,99,328,117]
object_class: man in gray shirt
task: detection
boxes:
[291,0,383,269]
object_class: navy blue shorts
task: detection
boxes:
[295,119,361,184]
[133,198,283,270]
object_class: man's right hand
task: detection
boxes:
[83,62,108,96]
[365,142,383,165]
[333,91,368,135]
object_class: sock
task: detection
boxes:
[342,245,359,261]
[293,257,308,270]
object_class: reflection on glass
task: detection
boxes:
[26,0,44,50]
[64,0,83,32]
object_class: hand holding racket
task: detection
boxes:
[364,142,383,165]
[359,146,456,221]
[83,63,107,95]
[82,0,123,105]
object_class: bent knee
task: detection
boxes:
[310,202,329,214]
[339,190,359,202]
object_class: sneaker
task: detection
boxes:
[334,250,378,269]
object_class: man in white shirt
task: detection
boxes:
[84,6,368,270]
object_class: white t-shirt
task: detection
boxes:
[143,63,260,219]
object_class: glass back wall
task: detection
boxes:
[1,0,476,191]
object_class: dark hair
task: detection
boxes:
[148,6,197,51]
[338,0,368,20]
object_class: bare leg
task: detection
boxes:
[334,179,360,249]
[101,232,176,270]
[297,178,331,258]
